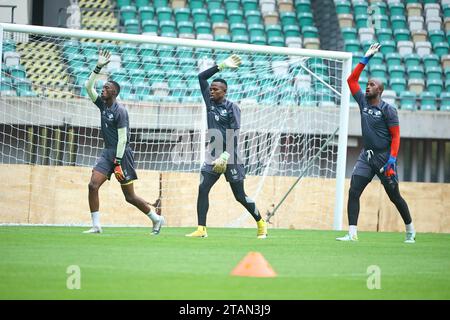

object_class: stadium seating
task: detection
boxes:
[2,0,447,109]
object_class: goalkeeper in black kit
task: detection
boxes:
[185,54,268,238]
[83,50,164,235]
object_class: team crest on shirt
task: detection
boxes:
[108,114,114,119]
[364,108,382,117]
[220,109,227,116]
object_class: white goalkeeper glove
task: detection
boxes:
[212,151,230,174]
[364,43,381,58]
[217,54,242,71]
[95,50,111,72]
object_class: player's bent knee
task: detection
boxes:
[234,194,247,204]
[88,181,100,192]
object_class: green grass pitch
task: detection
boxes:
[1,226,449,300]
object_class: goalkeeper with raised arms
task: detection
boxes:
[83,50,164,235]
[336,43,415,243]
[185,54,267,238]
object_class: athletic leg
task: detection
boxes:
[229,180,262,222]
[229,180,267,238]
[196,171,220,226]
[378,174,412,225]
[348,174,372,226]
[378,173,415,243]
[336,174,371,241]
[88,170,108,212]
[85,169,108,233]
[121,182,164,235]
[186,171,220,238]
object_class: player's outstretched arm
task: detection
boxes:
[85,50,111,102]
[198,54,242,105]
[347,43,381,95]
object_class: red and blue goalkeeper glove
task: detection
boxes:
[113,158,125,182]
[381,155,397,177]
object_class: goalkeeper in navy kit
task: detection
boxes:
[185,54,267,238]
[336,43,415,243]
[83,50,164,235]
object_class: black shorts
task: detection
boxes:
[352,149,390,181]
[93,147,138,184]
[201,163,246,183]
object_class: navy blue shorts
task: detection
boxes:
[352,149,390,181]
[93,147,138,184]
[201,163,246,183]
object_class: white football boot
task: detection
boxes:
[336,233,358,241]
[83,226,102,234]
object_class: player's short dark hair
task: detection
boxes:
[109,80,121,96]
[212,78,227,88]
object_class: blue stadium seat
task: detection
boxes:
[120,6,137,23]
[124,19,140,34]
[156,7,172,22]
[129,69,147,85]
[426,79,443,95]
[142,20,158,33]
[390,78,407,96]
[399,91,417,110]
[440,92,450,111]
[139,6,154,21]
[245,10,262,24]
[385,52,402,66]
[407,65,425,79]
[393,29,410,42]
[189,0,203,10]
[122,55,140,71]
[228,9,244,24]
[250,35,267,45]
[174,7,190,22]
[420,91,437,111]
[225,0,240,11]
[388,65,406,79]
[210,8,226,24]
[242,0,258,11]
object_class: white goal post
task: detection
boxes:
[0,23,352,230]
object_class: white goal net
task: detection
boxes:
[0,24,351,229]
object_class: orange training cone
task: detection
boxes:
[230,252,277,278]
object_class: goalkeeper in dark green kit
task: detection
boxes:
[83,50,164,235]
[185,54,267,239]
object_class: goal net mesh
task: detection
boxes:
[0,29,346,228]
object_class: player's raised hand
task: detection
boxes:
[218,54,242,71]
[364,43,381,58]
[113,158,125,182]
[97,49,111,68]
[212,151,230,174]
